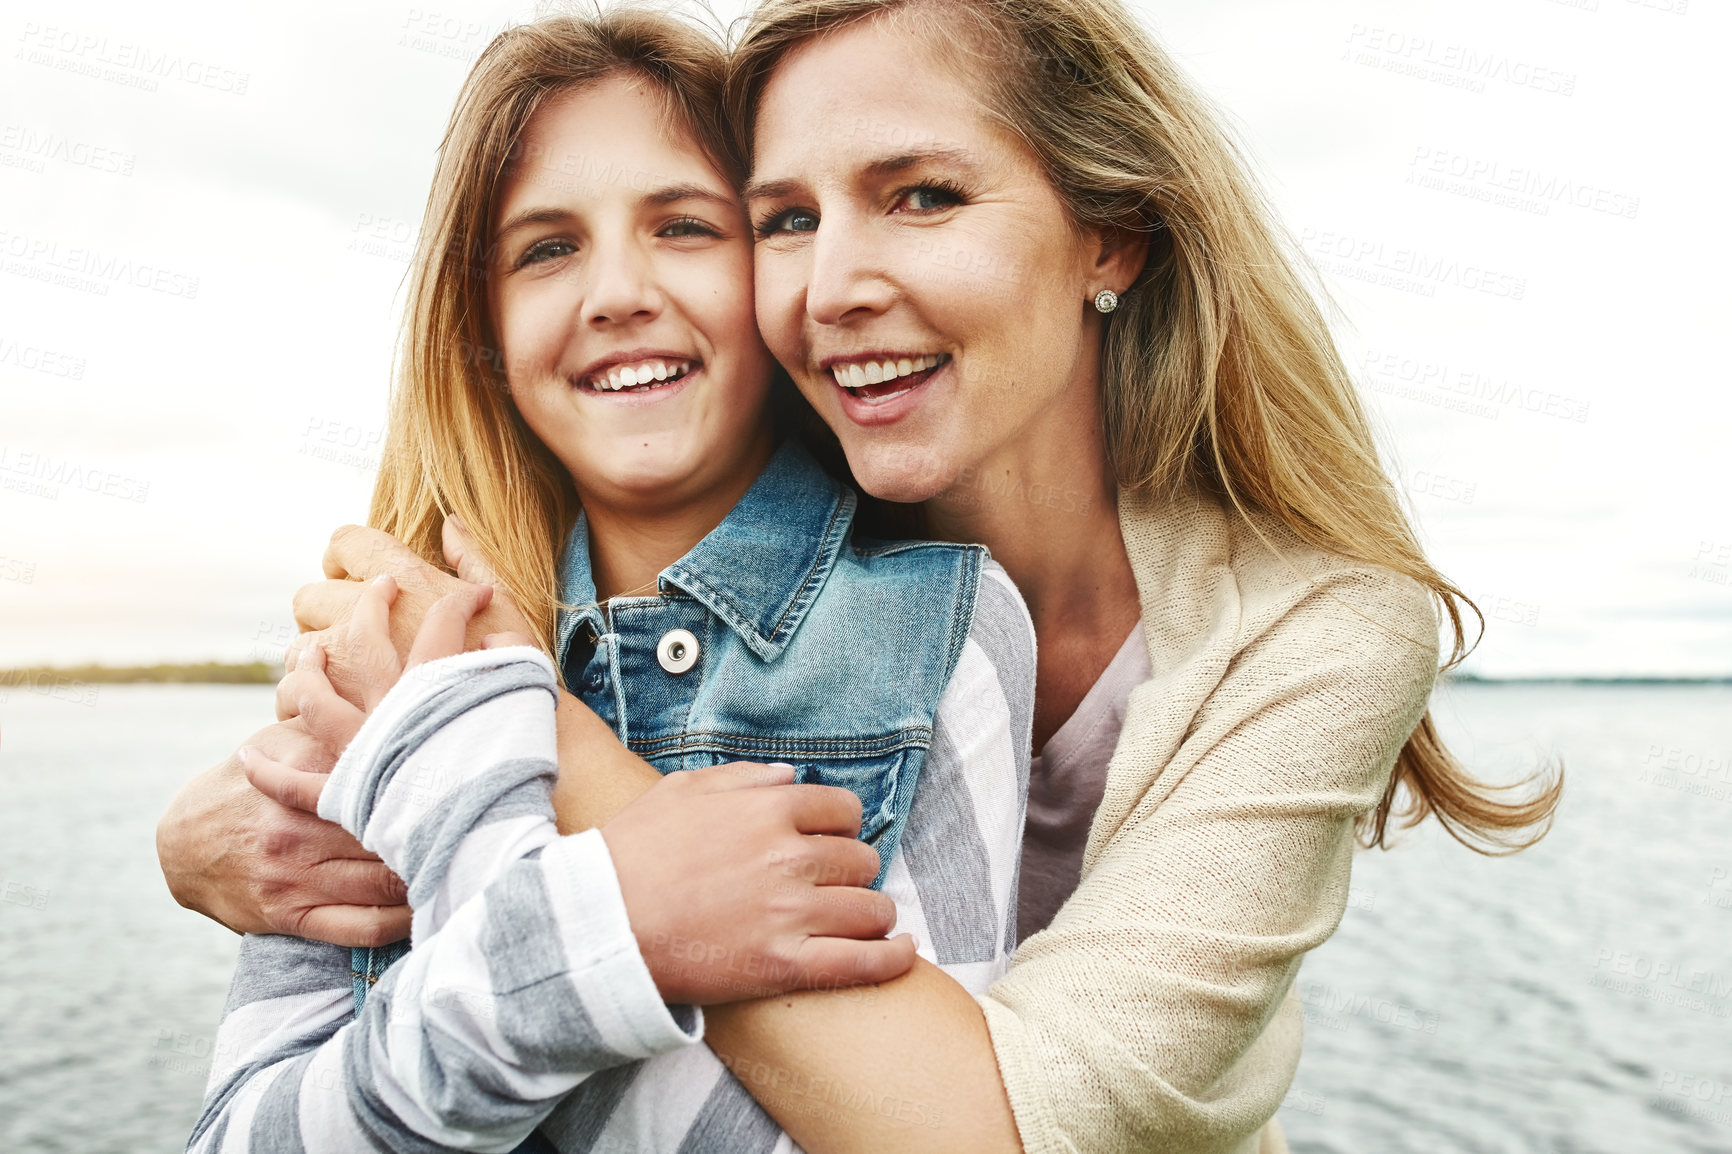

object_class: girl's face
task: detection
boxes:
[488,76,775,516]
[747,16,1141,503]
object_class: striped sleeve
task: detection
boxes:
[881,559,1035,990]
[537,561,1038,1151]
[187,648,702,1153]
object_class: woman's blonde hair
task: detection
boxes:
[727,0,1561,852]
[368,8,739,660]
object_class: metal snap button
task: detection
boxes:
[656,628,699,674]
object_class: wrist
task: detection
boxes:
[155,758,241,915]
[544,830,705,1050]
[321,648,559,865]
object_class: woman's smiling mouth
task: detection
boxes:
[825,352,950,404]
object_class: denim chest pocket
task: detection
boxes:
[792,749,909,848]
[644,745,912,851]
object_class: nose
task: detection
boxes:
[804,212,895,327]
[580,235,662,328]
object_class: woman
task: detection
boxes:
[693,5,1558,1151]
[181,10,1032,1151]
[163,0,1561,1150]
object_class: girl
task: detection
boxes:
[184,10,1031,1152]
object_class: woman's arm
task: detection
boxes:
[529,745,1023,1154]
[155,521,527,945]
[546,561,1035,1150]
[709,962,1018,1152]
[711,568,1439,1154]
[160,523,914,994]
[542,692,1023,1153]
[544,563,1439,1154]
[704,564,1037,1153]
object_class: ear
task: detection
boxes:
[1089,223,1150,297]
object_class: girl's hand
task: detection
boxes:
[275,573,411,746]
[258,580,501,810]
[287,517,537,706]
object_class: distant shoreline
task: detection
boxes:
[0,664,1727,687]
[0,662,283,685]
[1446,675,1732,686]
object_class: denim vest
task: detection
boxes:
[555,440,982,884]
[351,443,984,1051]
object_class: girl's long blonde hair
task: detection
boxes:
[727,0,1561,852]
[368,9,740,659]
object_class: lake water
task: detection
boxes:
[0,683,1727,1152]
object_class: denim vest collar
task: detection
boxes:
[554,441,856,664]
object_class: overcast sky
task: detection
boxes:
[1,0,1726,676]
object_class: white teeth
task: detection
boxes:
[587,359,693,391]
[831,354,946,390]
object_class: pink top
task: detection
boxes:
[1016,626,1151,943]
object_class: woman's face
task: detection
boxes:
[747,16,1136,503]
[488,76,775,516]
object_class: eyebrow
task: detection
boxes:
[494,205,572,240]
[643,182,740,209]
[494,183,740,240]
[743,144,982,202]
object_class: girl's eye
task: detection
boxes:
[662,217,720,239]
[755,207,819,238]
[519,238,576,267]
[893,183,965,214]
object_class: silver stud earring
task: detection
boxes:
[1093,289,1119,314]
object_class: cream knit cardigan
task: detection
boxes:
[979,485,1440,1153]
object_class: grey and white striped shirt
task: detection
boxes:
[187,564,1034,1153]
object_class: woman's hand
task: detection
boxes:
[289,518,534,705]
[154,719,411,947]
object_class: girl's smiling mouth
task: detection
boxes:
[573,349,701,395]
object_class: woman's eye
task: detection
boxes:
[894,184,964,213]
[519,238,576,267]
[756,207,819,237]
[662,217,720,239]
